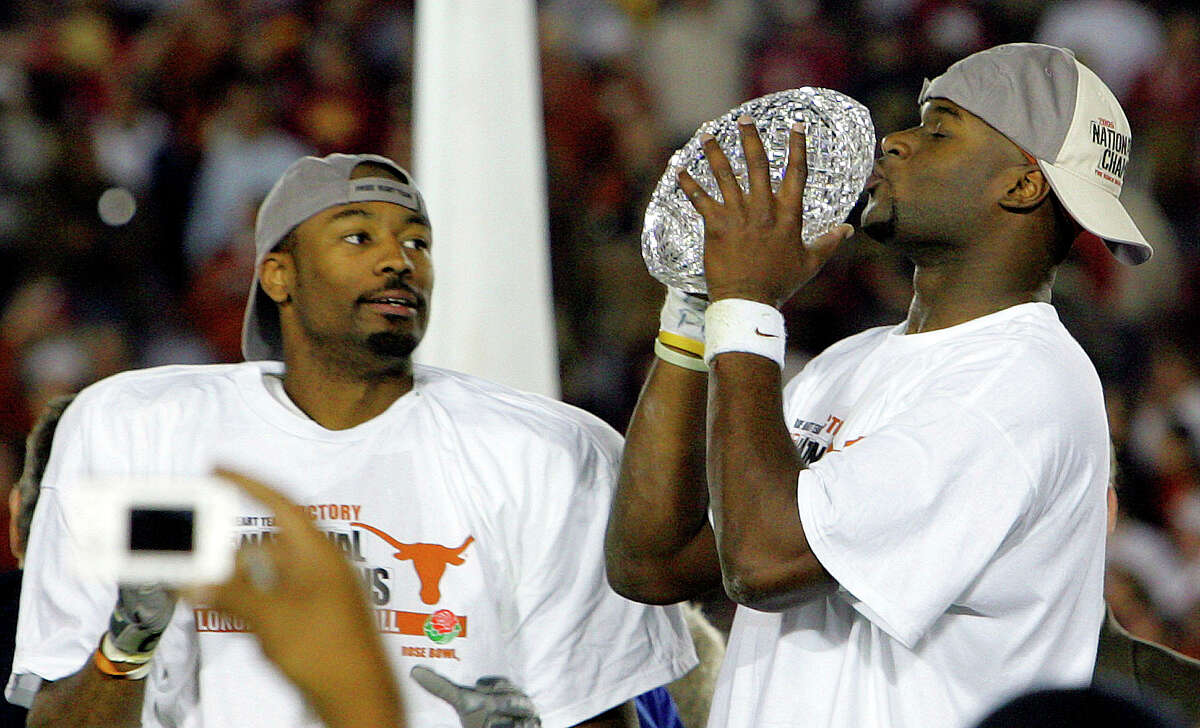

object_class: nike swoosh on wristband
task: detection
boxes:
[755,328,779,338]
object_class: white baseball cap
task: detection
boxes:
[921,43,1152,265]
[241,153,426,361]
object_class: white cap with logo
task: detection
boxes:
[921,42,1152,265]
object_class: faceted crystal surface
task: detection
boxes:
[642,87,875,294]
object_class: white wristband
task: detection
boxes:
[659,287,707,354]
[101,632,154,665]
[703,299,786,368]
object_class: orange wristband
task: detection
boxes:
[93,646,151,680]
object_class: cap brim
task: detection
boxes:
[241,275,282,361]
[1039,162,1153,266]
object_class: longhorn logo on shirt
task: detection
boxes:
[197,516,474,654]
[351,523,474,605]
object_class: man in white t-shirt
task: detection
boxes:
[9,153,696,727]
[605,43,1153,727]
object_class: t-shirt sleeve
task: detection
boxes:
[8,399,119,698]
[8,392,198,726]
[504,425,697,728]
[795,395,1037,649]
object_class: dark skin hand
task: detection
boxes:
[606,118,846,609]
[676,118,848,609]
[688,120,850,309]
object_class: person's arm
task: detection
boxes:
[676,117,851,610]
[27,582,177,727]
[26,665,147,728]
[706,352,834,609]
[605,353,723,605]
[21,404,162,728]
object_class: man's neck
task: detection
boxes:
[280,352,414,430]
[904,254,1054,334]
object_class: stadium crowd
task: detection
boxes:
[0,0,1197,667]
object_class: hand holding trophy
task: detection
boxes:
[642,88,876,297]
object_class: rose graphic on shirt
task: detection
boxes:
[424,609,461,644]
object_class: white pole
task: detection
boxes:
[412,0,560,398]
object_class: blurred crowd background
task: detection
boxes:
[0,0,1197,658]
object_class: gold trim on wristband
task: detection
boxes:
[93,646,151,680]
[657,330,705,358]
[654,338,709,372]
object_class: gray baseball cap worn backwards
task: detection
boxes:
[241,153,427,361]
[921,42,1152,266]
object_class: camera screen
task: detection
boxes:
[129,508,195,552]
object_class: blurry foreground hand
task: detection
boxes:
[187,469,404,728]
[411,666,542,728]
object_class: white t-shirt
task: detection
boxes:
[707,303,1109,728]
[9,361,697,727]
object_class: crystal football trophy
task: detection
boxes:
[642,88,876,295]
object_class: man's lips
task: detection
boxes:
[360,289,424,318]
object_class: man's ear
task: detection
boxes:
[259,252,293,304]
[999,166,1052,212]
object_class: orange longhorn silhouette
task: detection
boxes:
[351,523,474,605]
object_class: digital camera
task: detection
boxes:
[65,475,242,585]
